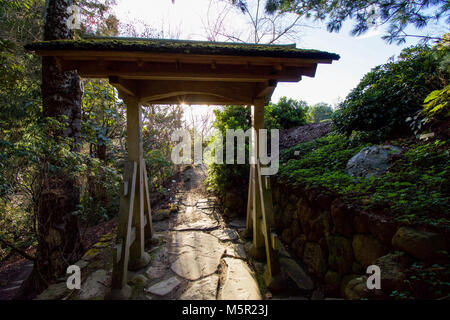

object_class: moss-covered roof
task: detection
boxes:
[25,36,340,60]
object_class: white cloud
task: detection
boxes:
[357,28,381,40]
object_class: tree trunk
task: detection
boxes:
[16,0,83,299]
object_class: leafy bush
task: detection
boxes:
[307,102,334,123]
[145,149,174,192]
[205,105,251,196]
[206,98,309,197]
[421,35,450,124]
[332,44,449,141]
[265,97,308,129]
[423,84,450,121]
[79,158,121,225]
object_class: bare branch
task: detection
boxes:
[0,237,35,261]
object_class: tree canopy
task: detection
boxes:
[307,102,333,123]
[263,0,449,44]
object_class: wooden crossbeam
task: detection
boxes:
[57,60,306,82]
[109,76,137,96]
[111,161,137,292]
[256,163,281,281]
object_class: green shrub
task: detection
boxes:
[307,102,334,123]
[265,97,308,129]
[145,149,174,192]
[332,44,449,141]
[205,105,251,196]
[206,98,308,197]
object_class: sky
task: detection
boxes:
[111,0,446,120]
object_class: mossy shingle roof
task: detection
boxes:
[25,36,340,60]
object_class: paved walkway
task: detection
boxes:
[138,165,262,300]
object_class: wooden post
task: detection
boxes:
[248,98,266,260]
[245,162,254,235]
[107,93,153,299]
[124,95,151,271]
[246,97,284,290]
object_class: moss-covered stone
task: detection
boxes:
[344,276,370,300]
[82,248,101,260]
[330,200,354,236]
[94,241,111,248]
[291,234,307,258]
[392,227,445,260]
[352,234,387,267]
[328,236,354,275]
[303,242,327,276]
[324,270,341,295]
[99,233,115,242]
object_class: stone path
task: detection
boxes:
[139,165,262,300]
[24,164,317,300]
[0,261,33,300]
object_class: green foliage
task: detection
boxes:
[265,97,308,129]
[332,44,448,141]
[145,149,174,192]
[79,158,121,225]
[422,84,450,121]
[280,135,450,227]
[81,80,125,160]
[391,262,450,300]
[307,102,333,123]
[280,134,370,190]
[0,116,90,257]
[205,105,251,196]
[421,35,450,123]
[206,98,308,196]
[264,0,449,44]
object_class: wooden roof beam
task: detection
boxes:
[58,60,305,82]
[138,80,255,104]
[144,94,246,105]
[34,50,333,66]
[255,80,277,101]
[109,76,138,97]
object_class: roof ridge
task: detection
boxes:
[79,35,297,48]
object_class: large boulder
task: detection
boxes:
[303,242,327,276]
[327,236,354,275]
[324,270,341,296]
[330,200,354,236]
[78,269,110,300]
[392,227,445,260]
[344,276,371,300]
[375,252,409,294]
[292,234,307,258]
[298,199,331,242]
[346,145,402,178]
[352,234,387,267]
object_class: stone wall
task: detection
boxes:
[271,180,449,299]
